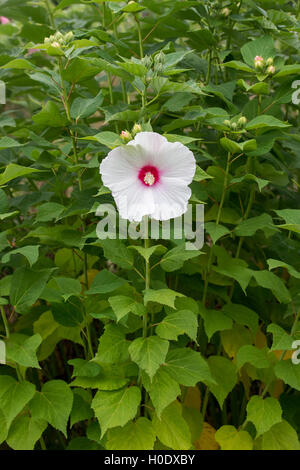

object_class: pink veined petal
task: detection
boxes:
[151,178,192,220]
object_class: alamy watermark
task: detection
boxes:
[96,203,204,250]
[0,81,6,104]
[0,340,5,365]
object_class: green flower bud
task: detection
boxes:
[266,57,273,66]
[223,120,231,127]
[221,7,230,16]
[132,123,142,136]
[65,31,74,43]
[238,116,247,127]
[267,65,275,75]
[120,130,132,142]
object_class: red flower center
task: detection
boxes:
[138,165,159,186]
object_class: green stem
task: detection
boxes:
[202,152,231,304]
[0,305,9,339]
[135,15,144,59]
[206,50,212,84]
[45,0,55,28]
[201,386,210,418]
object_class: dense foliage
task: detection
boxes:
[0,0,300,451]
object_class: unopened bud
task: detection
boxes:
[51,41,61,48]
[221,7,230,16]
[132,123,142,135]
[254,55,264,69]
[267,65,275,75]
[65,31,74,43]
[231,122,237,131]
[120,130,132,142]
[223,120,231,127]
[142,55,152,68]
[238,116,247,127]
[266,57,273,66]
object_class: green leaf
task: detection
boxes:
[267,258,300,279]
[252,270,291,304]
[220,137,242,154]
[2,245,40,267]
[1,58,35,70]
[274,361,300,391]
[236,345,270,370]
[100,239,134,269]
[164,348,214,386]
[156,310,198,342]
[246,396,282,437]
[198,304,233,340]
[0,137,23,150]
[0,163,41,186]
[83,131,123,149]
[129,244,167,263]
[206,356,237,407]
[274,64,300,78]
[234,214,277,237]
[6,333,42,368]
[223,60,254,73]
[160,245,201,272]
[92,386,141,437]
[231,174,269,192]
[69,359,101,378]
[256,420,300,450]
[33,101,68,127]
[213,257,252,293]
[215,425,253,450]
[70,389,93,427]
[246,115,290,131]
[241,35,276,67]
[6,415,47,450]
[29,380,73,436]
[274,208,300,233]
[222,303,258,335]
[0,376,35,428]
[152,401,191,450]
[70,92,103,121]
[10,267,54,314]
[267,324,294,351]
[49,277,82,302]
[205,222,230,244]
[0,408,7,444]
[129,336,169,380]
[51,299,83,327]
[86,269,127,295]
[142,368,181,418]
[35,202,65,223]
[106,418,156,450]
[108,295,138,322]
[95,323,129,364]
[144,289,184,309]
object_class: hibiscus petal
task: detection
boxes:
[157,141,196,184]
[151,179,192,220]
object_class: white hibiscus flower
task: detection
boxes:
[99,131,196,222]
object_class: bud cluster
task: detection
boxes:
[254,56,275,75]
[224,116,247,132]
[120,123,142,143]
[44,31,74,49]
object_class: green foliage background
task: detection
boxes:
[0,0,300,450]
